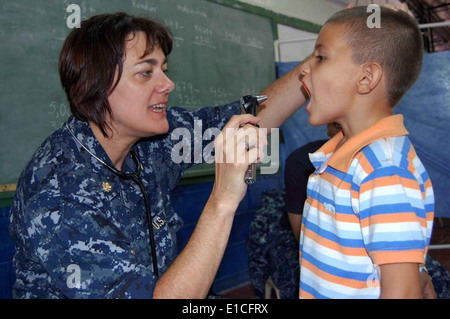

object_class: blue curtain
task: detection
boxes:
[277,51,450,218]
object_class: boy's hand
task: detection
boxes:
[420,271,437,299]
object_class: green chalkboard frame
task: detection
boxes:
[179,0,321,185]
[180,0,321,182]
[0,0,321,204]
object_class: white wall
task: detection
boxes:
[277,25,317,62]
[239,0,347,62]
[239,0,346,25]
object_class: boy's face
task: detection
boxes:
[301,23,361,126]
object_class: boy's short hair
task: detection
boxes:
[326,6,424,107]
[59,13,173,137]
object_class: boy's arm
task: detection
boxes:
[379,263,421,299]
[357,166,433,299]
[256,55,314,133]
[287,213,302,242]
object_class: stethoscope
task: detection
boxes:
[66,118,159,277]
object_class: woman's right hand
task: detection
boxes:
[210,114,267,209]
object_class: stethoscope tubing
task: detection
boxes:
[66,118,159,277]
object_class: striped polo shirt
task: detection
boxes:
[299,115,434,299]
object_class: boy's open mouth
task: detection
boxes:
[301,81,311,98]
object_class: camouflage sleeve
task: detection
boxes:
[166,101,242,177]
[15,190,157,299]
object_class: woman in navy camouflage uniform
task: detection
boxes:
[9,13,277,299]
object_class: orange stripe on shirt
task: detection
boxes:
[303,227,368,256]
[360,212,427,228]
[302,259,370,289]
[407,147,417,175]
[360,176,421,193]
[370,250,424,265]
[300,289,316,299]
[424,179,432,190]
[321,172,352,191]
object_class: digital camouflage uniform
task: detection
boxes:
[246,189,299,299]
[9,102,241,299]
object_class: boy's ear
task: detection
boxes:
[357,62,383,95]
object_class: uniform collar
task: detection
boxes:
[66,116,141,175]
[65,117,145,203]
[312,114,409,173]
[66,116,116,169]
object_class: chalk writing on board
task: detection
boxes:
[193,24,215,50]
[164,19,185,48]
[224,31,264,50]
[195,25,212,36]
[210,87,234,99]
[246,37,264,50]
[175,94,203,108]
[173,36,185,48]
[63,0,95,17]
[176,82,200,95]
[224,31,241,44]
[131,0,158,13]
[48,101,70,119]
[193,37,216,49]
[164,19,185,31]
[177,4,208,18]
[48,101,70,130]
[209,86,235,106]
[174,81,202,107]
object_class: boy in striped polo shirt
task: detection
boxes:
[298,6,434,299]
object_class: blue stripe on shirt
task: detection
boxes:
[303,219,365,248]
[302,251,371,282]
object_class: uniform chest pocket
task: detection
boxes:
[61,210,132,248]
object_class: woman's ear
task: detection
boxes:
[357,62,383,95]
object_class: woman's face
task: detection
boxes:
[107,32,175,139]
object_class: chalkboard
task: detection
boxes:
[0,0,276,185]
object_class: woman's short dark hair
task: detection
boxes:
[59,12,173,137]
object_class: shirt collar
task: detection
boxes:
[311,114,409,173]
